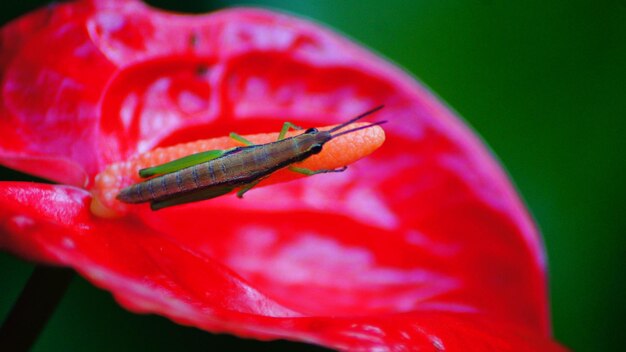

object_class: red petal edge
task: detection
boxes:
[0,0,564,350]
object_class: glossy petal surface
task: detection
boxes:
[0,1,562,350]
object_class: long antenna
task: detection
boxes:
[328,105,385,133]
[330,120,388,139]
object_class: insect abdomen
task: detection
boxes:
[117,154,250,203]
[117,172,174,203]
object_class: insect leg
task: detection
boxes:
[236,174,271,198]
[236,180,261,198]
[150,185,234,210]
[229,132,255,146]
[277,122,303,140]
[288,166,348,176]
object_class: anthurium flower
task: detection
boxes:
[0,0,565,350]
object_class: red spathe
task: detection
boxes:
[0,1,564,350]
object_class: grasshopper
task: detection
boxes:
[117,106,385,210]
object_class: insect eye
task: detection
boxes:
[305,128,318,134]
[310,144,323,154]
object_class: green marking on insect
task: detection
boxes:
[117,105,386,210]
[138,149,228,178]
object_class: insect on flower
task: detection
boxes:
[117,106,386,210]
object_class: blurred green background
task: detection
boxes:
[1,1,624,351]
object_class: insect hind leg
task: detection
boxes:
[150,185,234,210]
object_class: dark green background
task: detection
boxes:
[1,1,624,351]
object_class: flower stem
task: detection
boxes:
[0,265,74,351]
